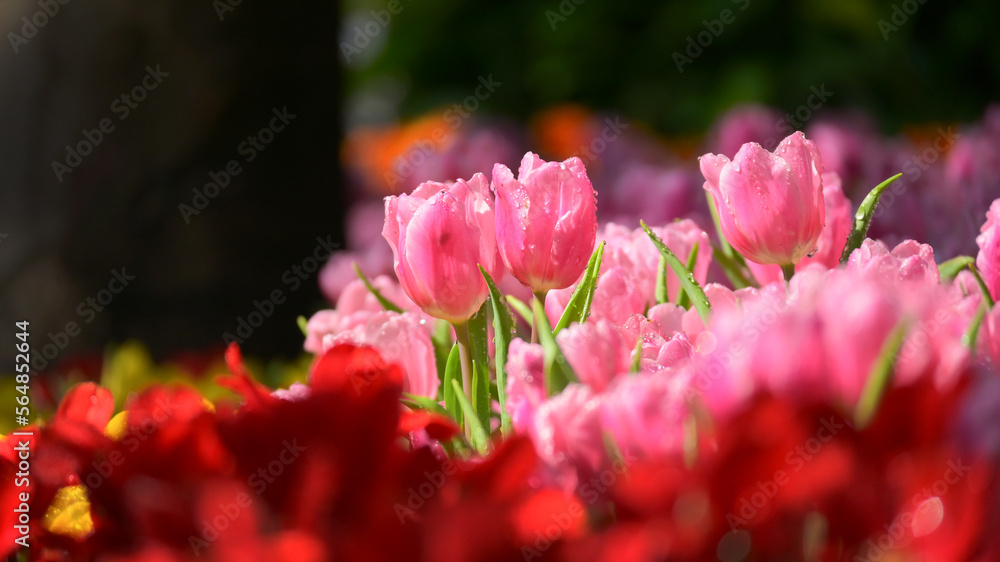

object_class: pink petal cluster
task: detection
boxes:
[303,274,420,353]
[320,310,439,399]
[382,173,502,323]
[492,153,598,293]
[700,132,826,266]
[694,267,972,420]
[846,238,940,286]
[545,221,712,323]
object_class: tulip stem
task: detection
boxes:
[453,322,474,406]
[531,291,548,344]
[781,263,796,283]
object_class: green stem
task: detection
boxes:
[531,290,548,344]
[453,321,473,438]
[781,263,796,283]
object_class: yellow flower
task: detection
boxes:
[104,411,128,440]
[42,485,93,540]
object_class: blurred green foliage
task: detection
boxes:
[344,0,999,133]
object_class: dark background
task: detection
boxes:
[1,0,996,369]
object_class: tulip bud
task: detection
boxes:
[700,132,826,267]
[382,173,501,323]
[492,152,598,293]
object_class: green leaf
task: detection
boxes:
[711,245,756,289]
[969,264,996,308]
[963,303,987,351]
[431,320,452,401]
[655,255,669,304]
[296,315,309,337]
[533,296,578,395]
[676,242,700,308]
[353,262,404,312]
[480,265,514,436]
[641,221,712,323]
[451,379,489,455]
[854,320,909,428]
[467,302,492,437]
[630,336,643,373]
[506,294,534,325]
[939,256,975,282]
[402,393,451,418]
[839,173,903,264]
[554,241,606,334]
[443,344,462,428]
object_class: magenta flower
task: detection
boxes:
[977,198,1000,301]
[382,173,502,323]
[492,152,598,293]
[700,132,826,267]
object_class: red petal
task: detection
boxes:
[55,382,114,431]
[216,343,276,409]
[399,410,460,441]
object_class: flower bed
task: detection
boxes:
[4,105,1000,561]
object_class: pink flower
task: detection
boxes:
[600,370,691,460]
[693,268,970,420]
[976,199,1000,301]
[620,314,695,372]
[846,238,940,286]
[700,132,826,266]
[492,153,598,292]
[545,266,646,328]
[599,221,713,307]
[382,173,502,323]
[272,383,311,402]
[303,275,417,354]
[504,339,546,431]
[556,320,631,392]
[747,172,852,284]
[322,310,439,399]
[529,384,608,494]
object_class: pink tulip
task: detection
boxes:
[620,314,695,372]
[700,131,826,267]
[546,266,646,328]
[846,238,940,287]
[599,221,713,307]
[304,275,419,354]
[747,172,852,285]
[600,370,691,460]
[556,320,631,392]
[383,173,502,323]
[529,384,608,494]
[504,338,547,431]
[492,152,598,293]
[322,310,439,399]
[977,199,1000,301]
